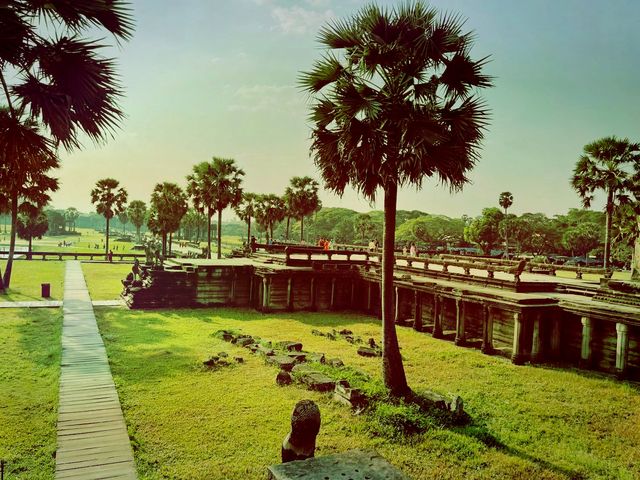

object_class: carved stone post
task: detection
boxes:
[309,278,316,311]
[262,277,271,312]
[454,298,466,346]
[511,311,526,365]
[432,294,443,339]
[481,305,494,354]
[579,316,592,368]
[615,322,629,379]
[413,290,422,332]
[531,312,542,363]
[330,278,336,310]
[550,315,562,360]
[287,277,293,311]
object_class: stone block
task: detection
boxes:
[276,370,292,386]
[299,371,335,392]
[279,341,303,352]
[357,346,381,357]
[327,358,344,368]
[267,355,297,372]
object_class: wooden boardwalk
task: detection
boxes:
[56,261,136,479]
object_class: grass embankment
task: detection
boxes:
[0,260,65,302]
[0,309,62,479]
[96,308,640,480]
[82,263,131,300]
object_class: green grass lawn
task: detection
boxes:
[555,269,631,282]
[0,260,65,302]
[0,309,61,479]
[96,307,640,480]
[82,262,131,300]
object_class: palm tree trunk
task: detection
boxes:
[169,232,172,256]
[28,237,32,253]
[300,217,304,243]
[504,208,509,258]
[381,180,409,397]
[247,218,251,243]
[632,214,640,281]
[604,189,614,270]
[286,217,290,240]
[162,232,167,257]
[136,226,141,242]
[217,209,222,259]
[105,216,110,258]
[2,191,19,288]
[207,209,212,259]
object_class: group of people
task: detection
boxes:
[317,238,333,250]
[402,242,418,257]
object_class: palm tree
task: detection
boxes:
[187,158,244,259]
[90,179,128,256]
[499,192,513,257]
[287,176,321,243]
[147,183,188,257]
[127,200,147,242]
[355,213,374,243]
[118,211,129,234]
[255,194,286,244]
[300,2,491,396]
[0,111,59,288]
[235,193,258,243]
[571,137,640,270]
[65,207,80,232]
[0,2,133,151]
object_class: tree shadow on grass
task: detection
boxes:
[454,422,588,479]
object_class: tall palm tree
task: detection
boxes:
[235,193,258,243]
[300,2,491,396]
[147,183,188,257]
[287,176,321,242]
[127,200,147,242]
[0,111,59,288]
[187,158,244,259]
[0,2,133,150]
[90,178,127,256]
[571,137,640,270]
[255,194,286,244]
[65,207,80,232]
[499,191,513,257]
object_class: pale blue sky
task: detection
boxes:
[52,0,640,219]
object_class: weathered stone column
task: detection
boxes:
[366,282,372,312]
[432,294,443,339]
[330,278,336,310]
[454,298,466,346]
[481,305,494,354]
[511,311,526,365]
[550,315,562,360]
[579,316,592,368]
[286,277,293,311]
[531,312,542,363]
[615,322,629,378]
[413,290,422,332]
[262,277,271,312]
[309,277,316,311]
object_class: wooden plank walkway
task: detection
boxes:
[56,261,137,479]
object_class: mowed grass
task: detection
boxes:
[82,262,131,300]
[0,260,65,302]
[0,309,62,479]
[96,307,640,480]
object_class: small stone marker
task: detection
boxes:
[298,371,335,392]
[276,370,293,386]
[234,336,254,347]
[279,341,303,352]
[267,355,297,371]
[357,346,381,357]
[333,380,367,410]
[327,358,344,368]
[281,400,321,463]
[268,449,410,480]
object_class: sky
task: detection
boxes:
[50,0,640,220]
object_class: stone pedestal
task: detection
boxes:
[481,305,494,354]
[579,316,592,368]
[511,312,526,365]
[432,295,443,339]
[615,322,629,379]
[454,298,466,346]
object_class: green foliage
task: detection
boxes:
[127,200,147,241]
[254,194,286,241]
[464,208,503,255]
[91,178,128,221]
[45,209,67,235]
[562,222,602,257]
[396,215,465,248]
[148,182,188,255]
[17,208,48,249]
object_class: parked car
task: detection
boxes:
[564,256,603,267]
